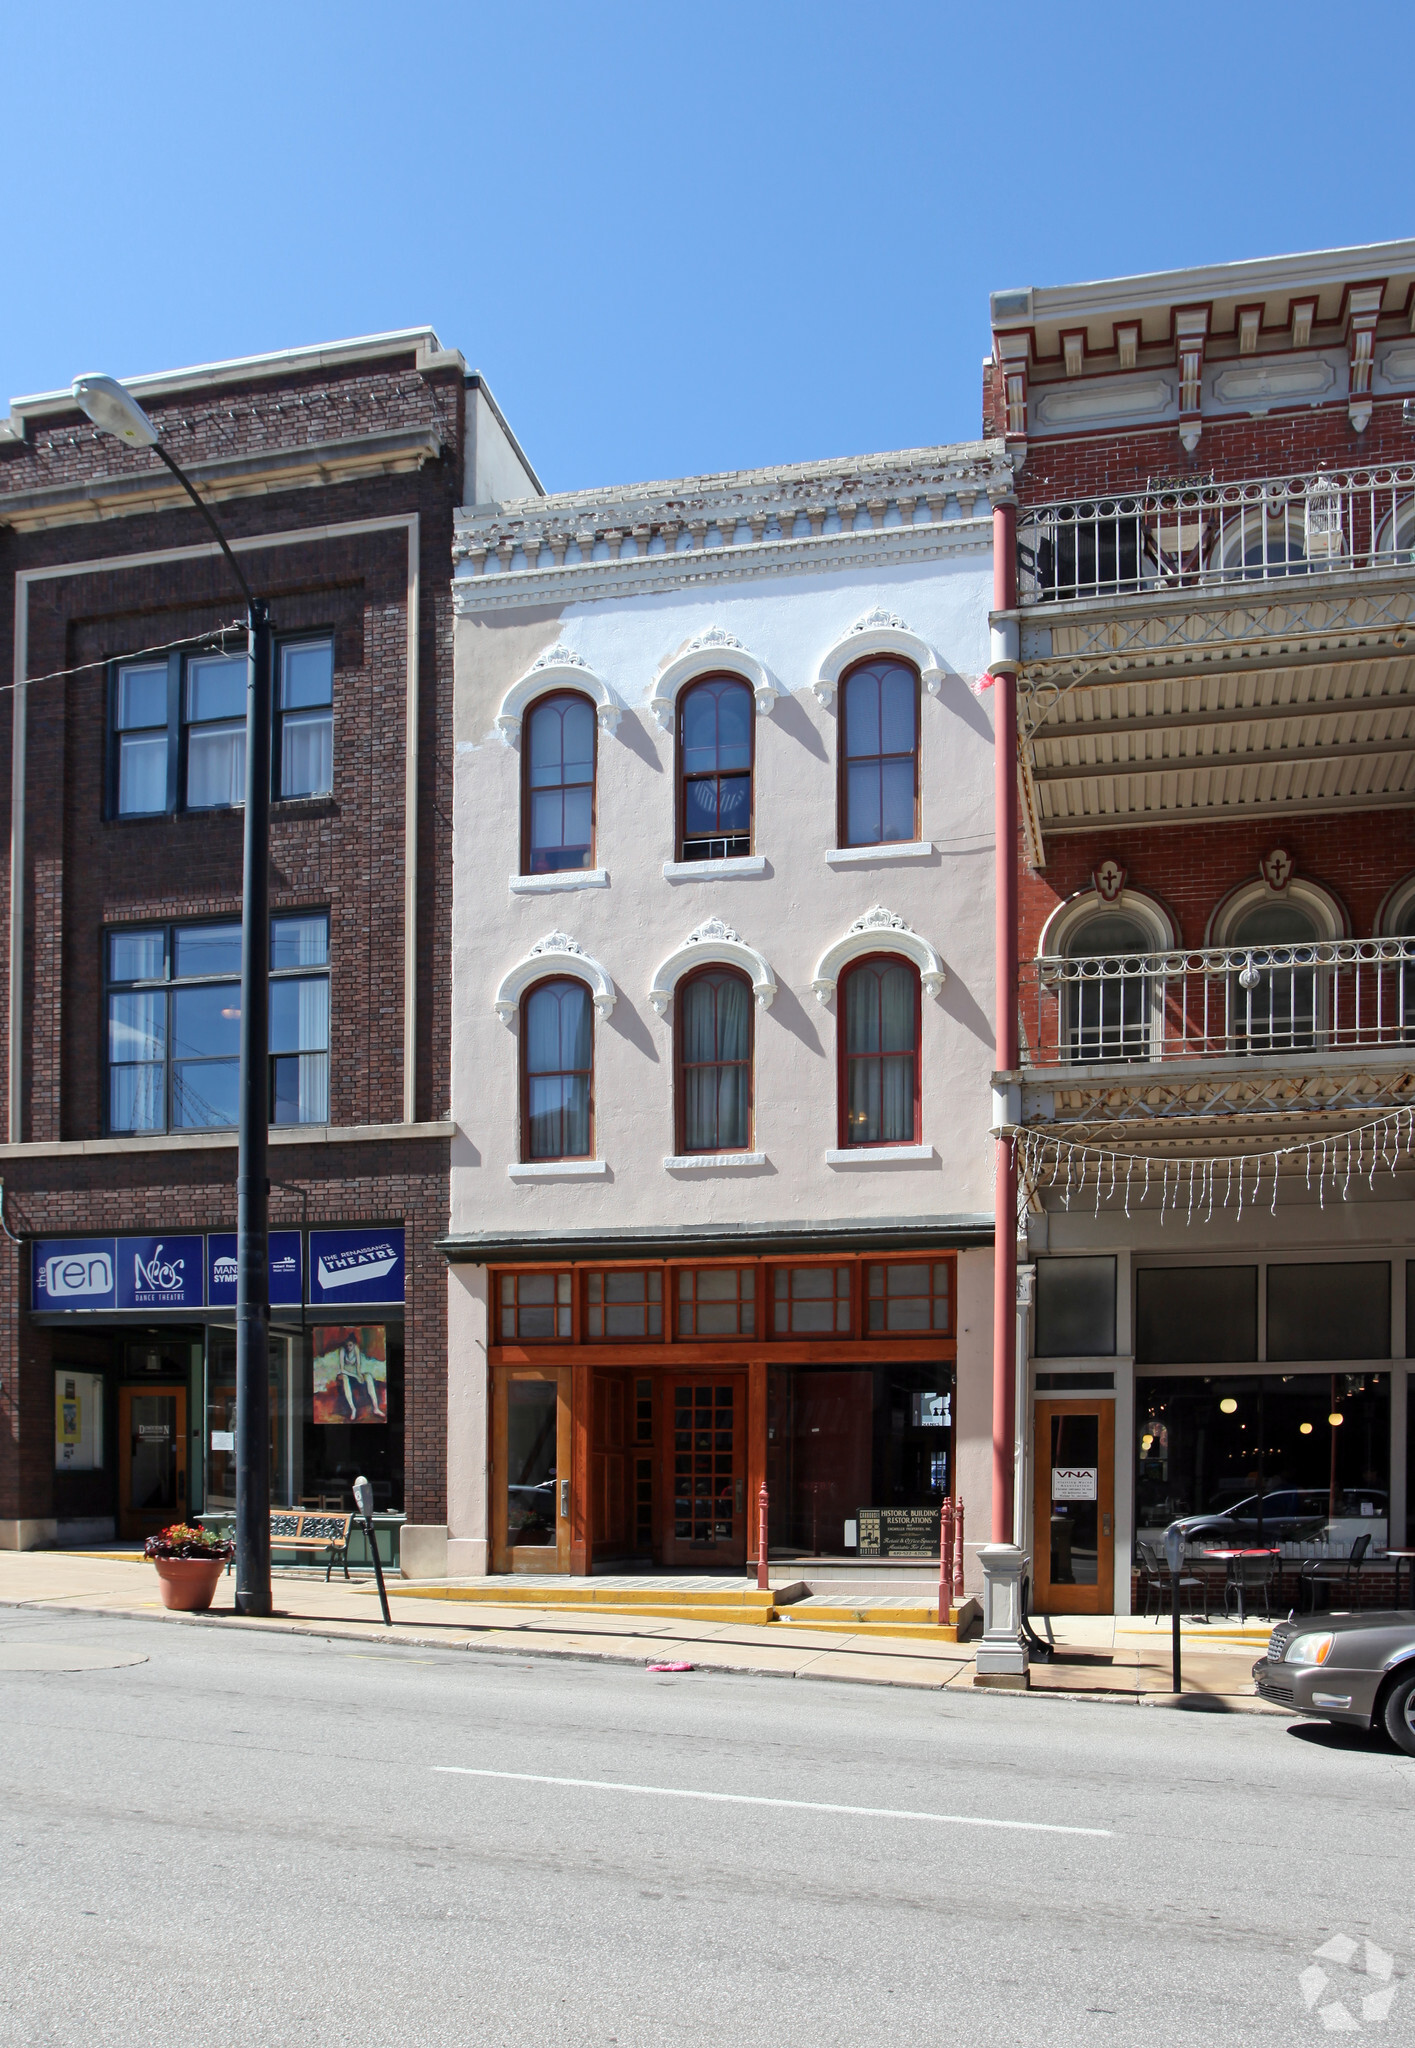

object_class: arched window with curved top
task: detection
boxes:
[1064,910,1154,1063]
[677,966,752,1153]
[841,658,918,848]
[840,955,919,1147]
[524,692,595,874]
[1228,900,1320,1052]
[679,676,752,861]
[522,977,593,1160]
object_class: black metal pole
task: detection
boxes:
[1172,1566,1183,1693]
[365,1515,393,1628]
[234,598,273,1617]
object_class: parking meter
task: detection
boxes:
[354,1474,392,1627]
[1164,1524,1184,1692]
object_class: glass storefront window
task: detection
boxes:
[866,1261,952,1334]
[678,1267,756,1337]
[767,1363,952,1555]
[206,1326,405,1515]
[773,1266,851,1335]
[500,1271,571,1340]
[1136,1373,1389,1558]
[506,1378,558,1545]
[586,1270,663,1339]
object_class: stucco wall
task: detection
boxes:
[449,555,999,1233]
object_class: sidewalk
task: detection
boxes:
[0,1551,1283,1708]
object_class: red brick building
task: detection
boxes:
[0,330,539,1553]
[986,242,1415,1616]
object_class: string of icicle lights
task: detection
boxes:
[1011,1102,1415,1226]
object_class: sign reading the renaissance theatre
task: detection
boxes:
[857,1505,942,1558]
[308,1228,405,1306]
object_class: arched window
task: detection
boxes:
[1064,911,1153,1063]
[1228,901,1319,1052]
[522,978,593,1160]
[840,955,919,1147]
[677,967,752,1153]
[678,676,752,861]
[841,658,918,847]
[524,692,595,874]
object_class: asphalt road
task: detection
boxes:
[0,1606,1409,2047]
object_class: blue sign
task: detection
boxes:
[308,1227,405,1306]
[206,1231,303,1309]
[116,1235,205,1311]
[33,1238,117,1310]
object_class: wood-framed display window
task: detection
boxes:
[520,687,597,877]
[836,654,920,851]
[836,951,923,1152]
[675,672,755,863]
[488,1252,958,1365]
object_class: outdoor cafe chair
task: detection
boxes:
[1299,1532,1372,1612]
[1223,1550,1278,1623]
[1138,1539,1209,1623]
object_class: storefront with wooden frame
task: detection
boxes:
[447,1239,970,1576]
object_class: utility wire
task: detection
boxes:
[5,621,246,699]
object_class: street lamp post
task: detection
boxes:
[73,375,274,1616]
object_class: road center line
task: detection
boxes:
[432,1767,1112,1837]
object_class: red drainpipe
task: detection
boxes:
[991,496,1019,1545]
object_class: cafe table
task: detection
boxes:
[1202,1547,1281,1623]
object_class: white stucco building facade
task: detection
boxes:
[440,444,1011,1582]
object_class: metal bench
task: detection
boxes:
[268,1510,353,1580]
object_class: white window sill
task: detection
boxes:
[663,1151,768,1170]
[824,1143,937,1165]
[510,869,609,893]
[825,842,934,866]
[507,1159,609,1179]
[662,855,768,881]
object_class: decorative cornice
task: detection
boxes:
[495,643,623,745]
[812,907,946,1005]
[648,919,777,1016]
[452,440,1010,613]
[493,932,616,1022]
[650,627,777,728]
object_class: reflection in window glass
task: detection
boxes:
[185,654,247,809]
[526,694,594,872]
[279,641,334,798]
[679,678,751,860]
[174,924,242,978]
[114,663,169,815]
[524,980,592,1160]
[767,1363,952,1555]
[842,660,917,847]
[506,1378,559,1545]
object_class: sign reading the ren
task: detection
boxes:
[33,1240,117,1309]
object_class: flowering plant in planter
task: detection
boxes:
[144,1523,234,1562]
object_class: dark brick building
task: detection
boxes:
[0,329,539,1554]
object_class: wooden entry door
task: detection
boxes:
[492,1367,572,1573]
[663,1375,746,1568]
[118,1386,187,1541]
[1032,1399,1115,1615]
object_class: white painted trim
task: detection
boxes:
[509,869,609,894]
[825,1143,938,1165]
[663,1152,767,1170]
[1206,874,1349,946]
[662,855,768,882]
[1376,871,1415,936]
[0,1119,455,1162]
[648,920,776,1016]
[648,628,778,730]
[824,841,934,867]
[9,512,421,1143]
[1037,886,1179,959]
[813,609,945,705]
[494,935,616,1022]
[507,1159,609,1180]
[811,908,946,1005]
[495,645,623,745]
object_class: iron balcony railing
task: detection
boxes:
[1022,938,1415,1069]
[1016,466,1415,607]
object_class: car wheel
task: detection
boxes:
[1382,1671,1415,1757]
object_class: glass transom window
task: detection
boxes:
[678,1267,756,1337]
[774,1266,851,1335]
[587,1270,663,1340]
[499,1272,572,1341]
[866,1262,952,1334]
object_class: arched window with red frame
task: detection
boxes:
[839,954,920,1147]
[678,675,752,861]
[524,691,595,874]
[840,657,919,848]
[522,976,593,1160]
[677,966,752,1153]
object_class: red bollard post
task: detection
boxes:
[939,1499,954,1627]
[756,1482,770,1592]
[953,1497,966,1605]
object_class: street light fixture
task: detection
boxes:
[73,372,274,1618]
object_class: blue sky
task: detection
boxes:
[5,3,1412,495]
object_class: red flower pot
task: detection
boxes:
[152,1556,226,1612]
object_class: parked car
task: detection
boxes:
[1253,1612,1415,1753]
[1167,1488,1388,1551]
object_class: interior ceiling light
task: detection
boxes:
[1219,1397,1238,1414]
[1328,1412,1345,1427]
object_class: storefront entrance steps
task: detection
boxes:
[379,1577,979,1640]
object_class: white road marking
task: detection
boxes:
[432,1767,1112,1837]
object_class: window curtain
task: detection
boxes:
[845,963,915,1143]
[526,981,591,1158]
[682,973,750,1150]
[296,977,329,1122]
